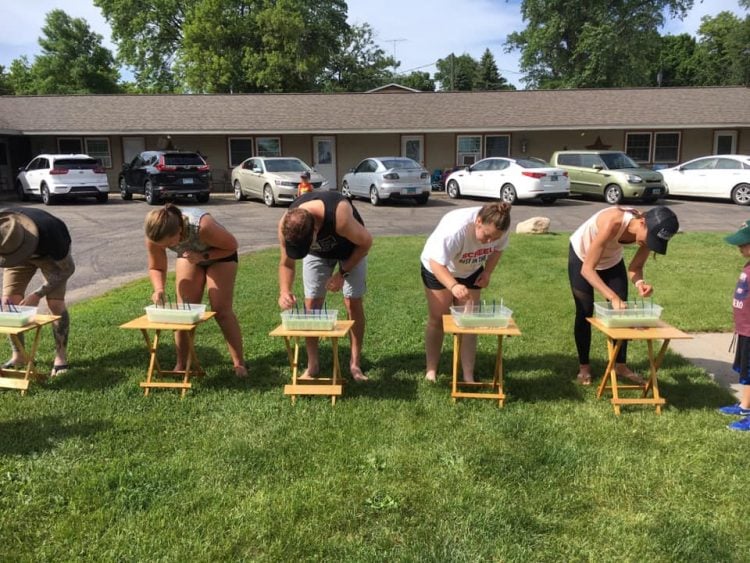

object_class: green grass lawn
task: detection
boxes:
[0,232,746,561]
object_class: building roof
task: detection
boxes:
[0,87,747,136]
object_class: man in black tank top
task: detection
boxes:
[0,208,75,377]
[278,192,372,381]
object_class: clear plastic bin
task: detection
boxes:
[145,304,206,324]
[0,306,37,327]
[594,301,663,328]
[281,309,338,331]
[450,302,512,328]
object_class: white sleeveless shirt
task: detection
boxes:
[569,208,635,270]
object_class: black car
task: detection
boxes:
[119,151,211,205]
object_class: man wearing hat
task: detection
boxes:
[278,190,372,381]
[0,208,75,376]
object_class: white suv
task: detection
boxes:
[16,154,110,204]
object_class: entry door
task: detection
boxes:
[123,136,145,165]
[714,130,737,154]
[0,141,11,193]
[313,136,336,189]
[401,135,424,165]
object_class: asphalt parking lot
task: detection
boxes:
[2,191,748,305]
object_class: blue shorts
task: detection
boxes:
[302,255,367,299]
[733,334,750,385]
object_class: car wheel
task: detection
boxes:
[540,196,557,205]
[447,180,460,199]
[145,180,159,205]
[15,181,28,202]
[415,193,429,205]
[96,193,109,203]
[119,177,132,200]
[500,184,517,205]
[731,183,750,206]
[263,184,276,207]
[41,183,54,205]
[233,180,246,201]
[196,193,209,204]
[604,184,623,204]
[369,186,381,206]
[341,181,352,199]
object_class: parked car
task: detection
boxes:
[231,157,328,206]
[660,154,750,206]
[341,157,431,205]
[444,157,570,204]
[550,150,665,204]
[119,151,211,205]
[16,154,109,205]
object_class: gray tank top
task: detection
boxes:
[169,207,210,255]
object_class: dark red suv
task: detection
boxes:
[119,151,211,205]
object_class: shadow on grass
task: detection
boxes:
[0,415,111,456]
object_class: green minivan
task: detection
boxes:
[549,150,666,204]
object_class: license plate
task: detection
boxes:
[652,188,662,194]
[550,175,558,181]
[405,187,416,194]
[183,178,194,184]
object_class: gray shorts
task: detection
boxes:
[302,255,367,299]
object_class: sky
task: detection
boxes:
[0,0,746,89]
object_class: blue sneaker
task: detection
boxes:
[728,416,750,431]
[718,403,750,416]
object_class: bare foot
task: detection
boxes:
[425,371,437,383]
[462,375,476,383]
[576,372,592,386]
[234,364,248,378]
[350,366,368,382]
[299,369,317,380]
[615,367,644,385]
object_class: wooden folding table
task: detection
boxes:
[588,318,692,415]
[0,314,60,395]
[442,314,521,407]
[269,320,354,405]
[120,312,216,398]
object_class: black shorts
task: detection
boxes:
[196,251,239,269]
[733,334,750,385]
[420,263,484,290]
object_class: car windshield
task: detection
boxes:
[515,159,547,169]
[54,158,100,169]
[600,153,638,169]
[163,153,205,166]
[381,158,420,170]
[264,159,307,173]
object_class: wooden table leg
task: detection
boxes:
[331,337,339,406]
[596,338,624,415]
[493,335,505,407]
[643,339,670,414]
[140,328,159,396]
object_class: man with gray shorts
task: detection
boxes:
[0,208,75,377]
[278,191,372,381]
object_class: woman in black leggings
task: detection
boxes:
[568,206,679,385]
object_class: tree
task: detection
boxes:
[397,71,436,92]
[0,65,12,95]
[693,11,750,86]
[6,57,34,95]
[320,23,397,92]
[435,53,479,91]
[95,0,351,93]
[653,33,701,86]
[475,48,513,90]
[505,0,694,89]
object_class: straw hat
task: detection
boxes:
[0,211,38,267]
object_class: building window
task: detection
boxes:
[485,135,510,158]
[653,132,680,164]
[58,137,83,154]
[85,137,112,168]
[228,138,253,167]
[457,135,481,165]
[256,137,281,157]
[625,132,652,163]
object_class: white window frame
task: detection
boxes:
[85,137,112,168]
[714,130,737,154]
[485,134,511,158]
[228,137,254,167]
[625,132,652,163]
[456,135,482,165]
[652,131,681,164]
[57,137,83,154]
[256,136,281,157]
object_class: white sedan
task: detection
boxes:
[661,154,750,205]
[445,157,569,204]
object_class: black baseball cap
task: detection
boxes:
[284,233,313,259]
[644,206,679,254]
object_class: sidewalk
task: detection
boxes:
[669,332,739,399]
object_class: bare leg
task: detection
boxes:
[205,261,246,376]
[175,258,206,372]
[424,287,453,382]
[459,289,481,383]
[47,298,69,372]
[577,364,592,385]
[4,294,24,365]
[344,297,367,381]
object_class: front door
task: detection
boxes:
[313,136,336,189]
[0,140,11,193]
[122,137,145,167]
[714,130,737,154]
[401,135,424,165]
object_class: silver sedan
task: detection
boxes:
[341,157,431,206]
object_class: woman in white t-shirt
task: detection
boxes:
[420,203,512,383]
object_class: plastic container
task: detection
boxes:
[0,306,37,327]
[450,302,512,328]
[281,309,338,331]
[145,303,206,324]
[594,301,663,328]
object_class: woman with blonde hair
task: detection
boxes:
[144,204,247,377]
